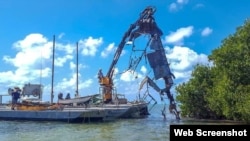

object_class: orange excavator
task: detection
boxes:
[98,6,180,120]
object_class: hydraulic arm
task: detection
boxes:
[98,6,181,120]
[98,6,157,103]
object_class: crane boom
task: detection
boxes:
[106,6,156,78]
[98,6,158,103]
[98,6,180,121]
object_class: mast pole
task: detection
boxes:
[40,47,43,100]
[76,41,79,97]
[51,35,55,103]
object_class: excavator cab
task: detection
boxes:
[98,66,116,103]
[98,75,114,103]
[99,76,111,86]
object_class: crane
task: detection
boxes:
[98,6,180,119]
[98,6,157,103]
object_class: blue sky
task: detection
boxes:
[0,0,249,103]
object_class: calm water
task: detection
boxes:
[0,105,241,141]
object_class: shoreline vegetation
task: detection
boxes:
[175,19,250,123]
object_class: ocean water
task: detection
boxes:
[0,105,241,141]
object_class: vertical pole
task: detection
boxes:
[51,35,55,103]
[40,48,43,100]
[76,41,79,97]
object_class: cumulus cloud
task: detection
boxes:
[78,79,93,89]
[164,26,193,45]
[201,27,213,36]
[120,71,138,82]
[165,45,210,80]
[57,74,79,90]
[79,36,103,56]
[101,43,116,58]
[55,55,73,67]
[56,43,75,55]
[0,71,15,83]
[1,34,53,85]
[54,71,93,95]
[13,34,48,50]
[3,33,76,69]
[70,61,76,70]
[5,34,49,67]
[0,31,211,102]
[0,33,101,96]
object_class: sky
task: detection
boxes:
[0,0,249,103]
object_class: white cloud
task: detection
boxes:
[140,66,147,74]
[201,27,213,36]
[169,0,189,12]
[0,33,97,96]
[57,75,78,90]
[172,71,191,82]
[13,33,48,50]
[165,46,210,80]
[56,43,75,55]
[54,55,73,67]
[101,43,116,58]
[0,71,15,83]
[164,26,193,45]
[120,71,136,82]
[54,74,93,94]
[1,34,53,85]
[79,36,103,56]
[78,79,93,89]
[3,33,75,69]
[70,61,76,70]
[119,69,144,82]
[5,34,50,67]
